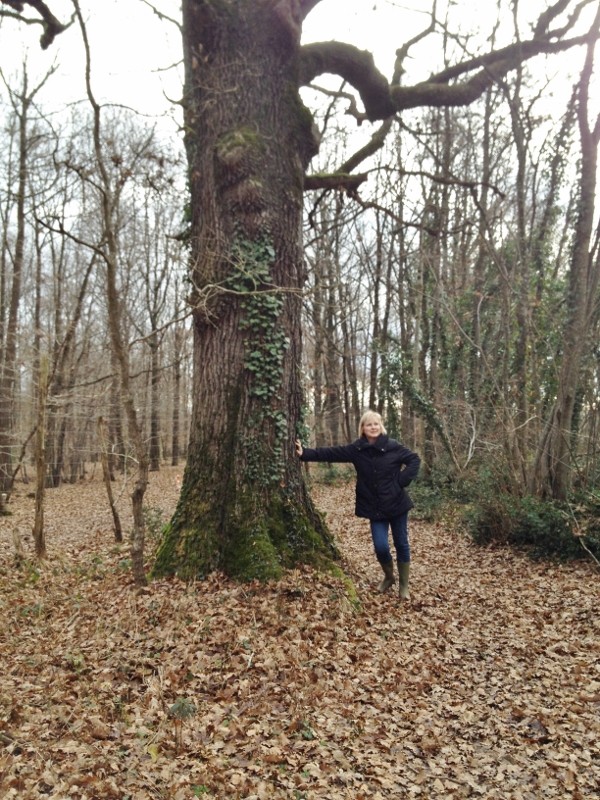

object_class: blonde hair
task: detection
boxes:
[358,410,386,438]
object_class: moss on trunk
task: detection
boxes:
[153,482,338,582]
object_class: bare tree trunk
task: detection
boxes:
[33,356,48,559]
[307,199,346,444]
[310,254,326,443]
[323,250,343,443]
[0,73,29,495]
[148,333,161,471]
[47,253,95,487]
[171,320,184,467]
[0,66,54,499]
[338,279,360,440]
[504,61,530,478]
[368,213,383,411]
[108,363,124,477]
[98,416,123,542]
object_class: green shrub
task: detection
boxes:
[464,492,600,561]
[409,481,446,522]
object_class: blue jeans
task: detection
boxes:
[370,512,410,564]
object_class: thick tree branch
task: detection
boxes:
[533,0,590,39]
[0,0,70,48]
[430,33,591,85]
[391,34,595,110]
[299,41,396,121]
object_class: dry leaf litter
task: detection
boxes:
[0,467,598,799]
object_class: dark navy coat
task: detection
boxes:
[300,434,420,520]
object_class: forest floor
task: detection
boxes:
[0,465,598,800]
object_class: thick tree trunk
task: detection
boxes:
[154,0,336,580]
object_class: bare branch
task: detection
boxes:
[304,171,369,193]
[338,118,395,174]
[139,0,181,32]
[392,1,437,84]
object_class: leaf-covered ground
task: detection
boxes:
[0,466,598,799]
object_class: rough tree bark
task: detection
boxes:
[153,0,336,580]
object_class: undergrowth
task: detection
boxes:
[307,462,355,486]
[463,492,600,562]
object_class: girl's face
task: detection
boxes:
[362,416,382,440]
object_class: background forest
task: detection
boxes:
[1,0,600,565]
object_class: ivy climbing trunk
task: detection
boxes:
[154,0,336,580]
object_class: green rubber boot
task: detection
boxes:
[377,560,395,593]
[398,562,410,600]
